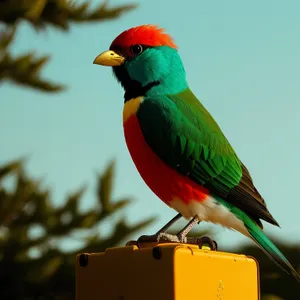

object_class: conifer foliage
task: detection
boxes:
[0,160,154,299]
[0,0,136,91]
[0,2,154,299]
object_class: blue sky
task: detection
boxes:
[1,0,300,249]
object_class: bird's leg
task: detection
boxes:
[134,213,218,250]
[176,217,218,250]
[176,216,201,243]
[137,213,183,243]
[137,214,202,244]
[156,213,183,234]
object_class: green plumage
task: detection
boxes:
[106,32,299,281]
[217,196,300,281]
[137,88,278,227]
[137,87,300,281]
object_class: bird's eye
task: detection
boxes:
[131,44,143,55]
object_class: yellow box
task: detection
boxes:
[76,242,260,300]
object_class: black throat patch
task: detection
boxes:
[124,80,160,102]
[112,66,160,102]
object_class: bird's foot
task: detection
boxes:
[137,232,185,245]
[128,234,217,250]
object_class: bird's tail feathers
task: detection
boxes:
[245,220,300,283]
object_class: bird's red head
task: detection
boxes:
[109,25,177,57]
[93,25,187,99]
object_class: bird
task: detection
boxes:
[93,24,300,282]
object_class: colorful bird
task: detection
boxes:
[93,25,300,282]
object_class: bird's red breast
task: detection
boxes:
[123,97,210,206]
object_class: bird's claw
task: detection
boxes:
[135,234,217,250]
[137,232,184,245]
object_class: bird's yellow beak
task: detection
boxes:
[93,50,125,67]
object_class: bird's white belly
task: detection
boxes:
[170,196,249,237]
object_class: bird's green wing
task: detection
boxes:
[137,88,278,227]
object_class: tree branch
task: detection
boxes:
[0,0,137,30]
[0,51,65,92]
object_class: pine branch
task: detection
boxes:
[0,50,65,92]
[0,1,137,93]
[0,159,154,299]
[0,0,137,30]
[0,159,21,179]
[0,26,15,51]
